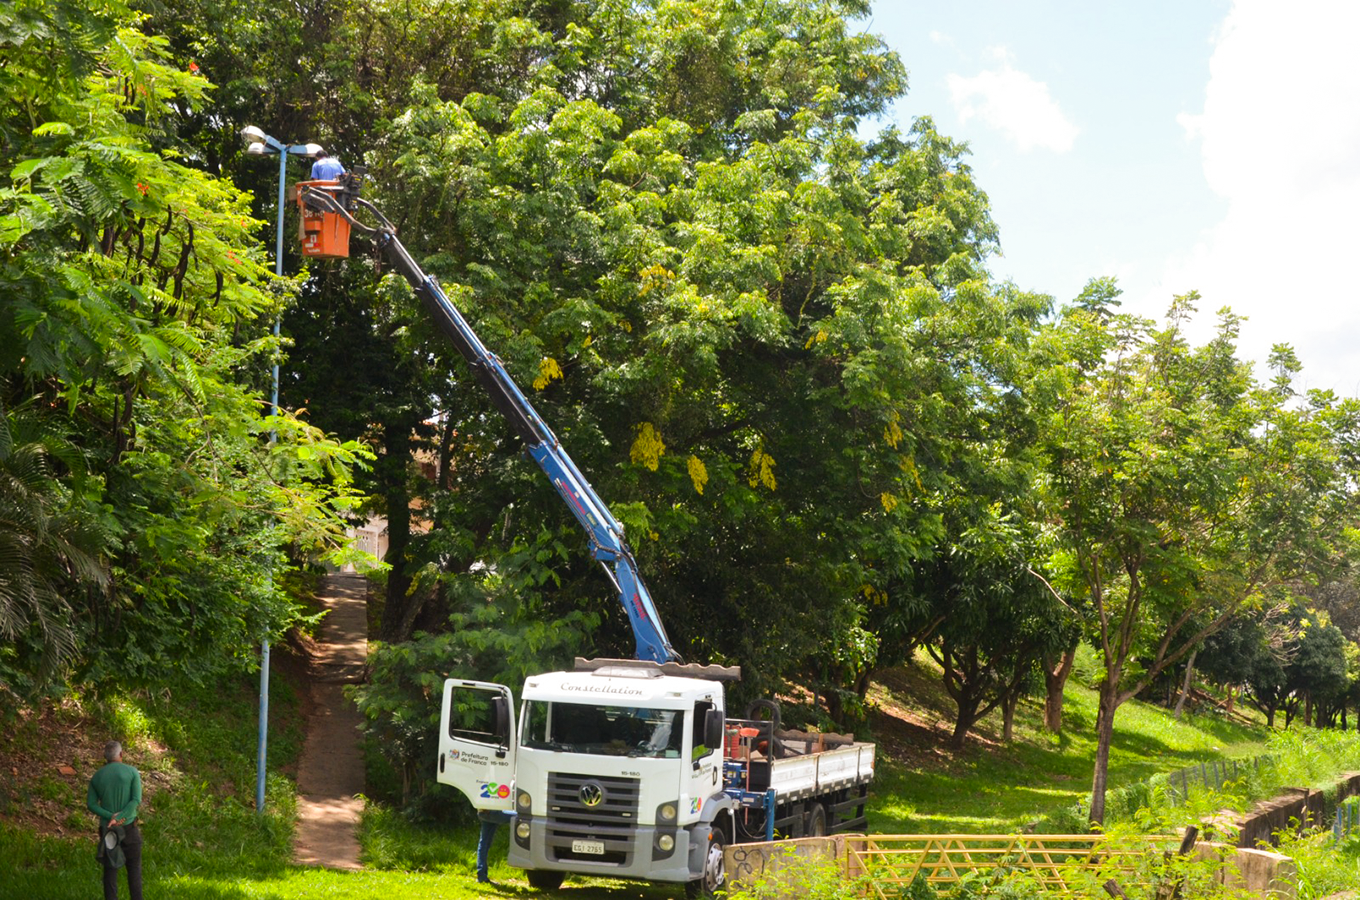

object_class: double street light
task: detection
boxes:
[239,125,324,816]
[240,125,324,421]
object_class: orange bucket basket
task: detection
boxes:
[295,180,351,259]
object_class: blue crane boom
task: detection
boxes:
[298,177,681,665]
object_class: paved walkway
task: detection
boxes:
[293,573,368,870]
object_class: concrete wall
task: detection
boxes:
[1195,842,1298,899]
[1234,788,1324,849]
[725,836,852,897]
[1234,773,1360,849]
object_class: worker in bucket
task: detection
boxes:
[310,150,344,181]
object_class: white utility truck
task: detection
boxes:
[438,659,874,895]
[297,174,876,896]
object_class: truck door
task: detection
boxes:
[437,680,517,811]
[687,699,723,817]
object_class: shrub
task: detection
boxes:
[724,848,870,900]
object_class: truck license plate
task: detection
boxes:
[572,839,606,855]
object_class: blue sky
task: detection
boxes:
[867,1,1360,396]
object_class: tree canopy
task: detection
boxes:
[1,0,364,696]
[3,0,1360,831]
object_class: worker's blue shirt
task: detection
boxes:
[310,157,344,180]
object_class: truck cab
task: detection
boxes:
[439,663,731,891]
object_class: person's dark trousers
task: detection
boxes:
[101,823,143,900]
[476,817,499,882]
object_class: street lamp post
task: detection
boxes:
[240,125,323,816]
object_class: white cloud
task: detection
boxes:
[946,54,1079,153]
[1155,0,1360,395]
[1175,111,1203,142]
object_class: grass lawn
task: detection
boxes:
[0,663,677,899]
[1,815,678,899]
[865,648,1267,834]
[1,645,1280,899]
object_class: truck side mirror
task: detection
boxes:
[704,708,724,752]
[492,696,511,745]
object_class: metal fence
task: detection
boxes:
[1099,754,1276,821]
[1158,755,1272,803]
[847,834,1179,898]
[1334,797,1360,844]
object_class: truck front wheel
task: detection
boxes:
[686,827,726,898]
[526,870,565,891]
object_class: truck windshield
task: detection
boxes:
[521,701,685,758]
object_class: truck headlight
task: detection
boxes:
[657,800,678,823]
[517,789,532,811]
[658,834,675,852]
[516,820,531,840]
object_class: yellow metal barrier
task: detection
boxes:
[846,834,1180,897]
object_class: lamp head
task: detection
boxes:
[302,143,324,158]
[245,142,268,156]
[240,125,267,144]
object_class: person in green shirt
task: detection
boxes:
[87,740,143,900]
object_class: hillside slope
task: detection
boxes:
[2,646,1270,897]
[861,649,1267,833]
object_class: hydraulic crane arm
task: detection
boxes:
[299,176,681,664]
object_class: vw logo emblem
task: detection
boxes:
[579,782,605,807]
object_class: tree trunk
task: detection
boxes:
[378,418,418,643]
[390,578,430,642]
[1304,692,1312,728]
[825,687,844,725]
[1089,686,1119,826]
[949,673,980,749]
[1226,684,1234,714]
[950,708,976,750]
[1172,649,1198,719]
[1002,691,1018,743]
[854,666,874,701]
[1043,641,1078,733]
[435,410,456,490]
[1266,706,1276,729]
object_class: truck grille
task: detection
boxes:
[545,772,640,865]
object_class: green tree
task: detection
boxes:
[315,0,1004,708]
[0,402,107,691]
[1288,611,1350,728]
[0,0,364,694]
[1198,603,1293,724]
[1039,289,1351,824]
[285,1,1024,809]
[923,509,1066,748]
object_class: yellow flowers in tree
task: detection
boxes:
[686,455,708,495]
[630,422,666,471]
[532,357,563,390]
[748,445,777,491]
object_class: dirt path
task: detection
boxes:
[293,573,368,870]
